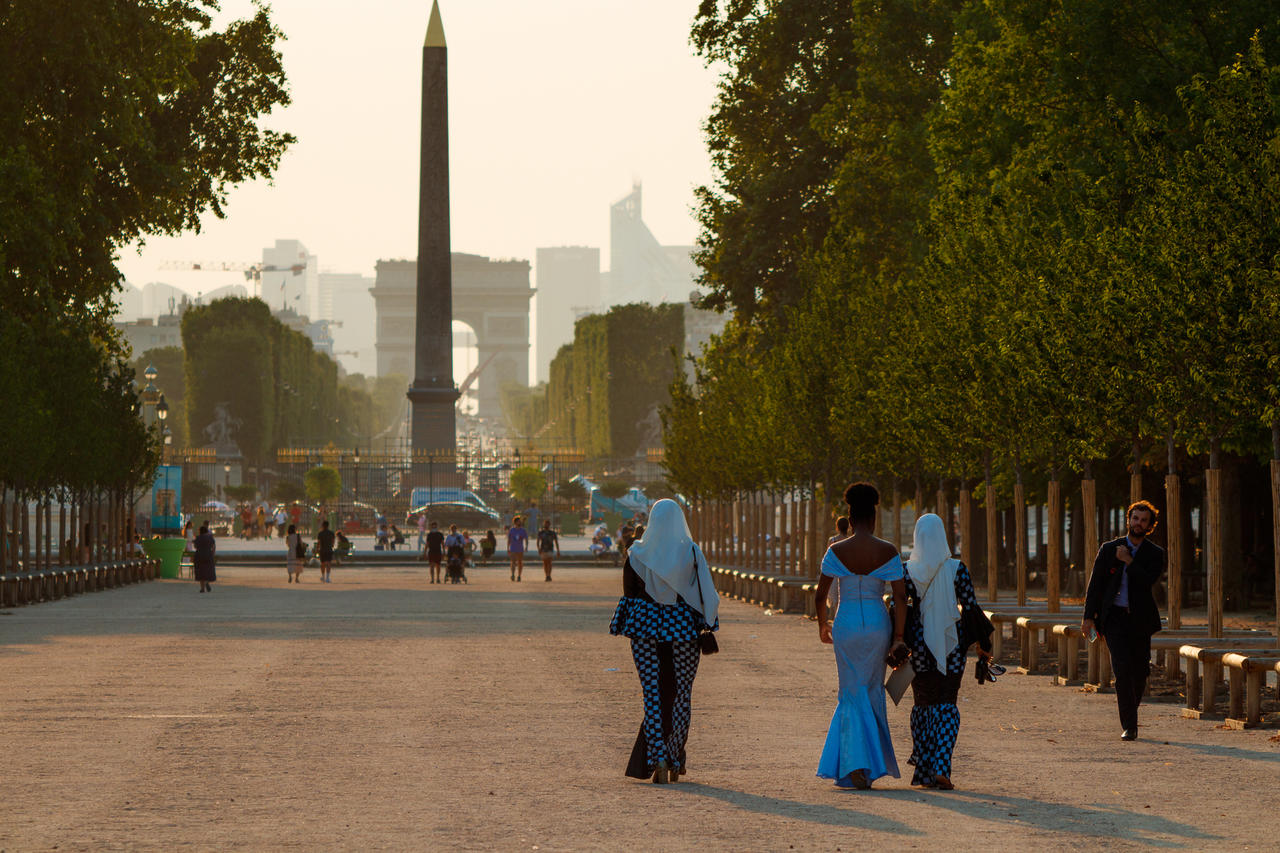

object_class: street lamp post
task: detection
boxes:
[156,394,169,460]
[140,364,160,428]
[223,463,231,501]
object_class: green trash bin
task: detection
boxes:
[559,512,581,535]
[142,536,187,579]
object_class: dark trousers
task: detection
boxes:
[626,639,700,777]
[1103,607,1151,731]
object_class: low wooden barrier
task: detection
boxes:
[709,565,815,615]
[981,605,1082,660]
[1179,643,1280,726]
[0,558,159,609]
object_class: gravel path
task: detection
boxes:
[1,566,1276,851]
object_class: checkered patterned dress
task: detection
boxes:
[902,561,980,784]
[611,560,717,777]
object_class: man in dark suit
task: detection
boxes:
[1082,500,1165,741]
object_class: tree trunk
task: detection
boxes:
[985,463,999,602]
[891,483,902,554]
[759,495,768,572]
[1272,455,1279,645]
[958,483,972,571]
[1130,440,1144,505]
[914,478,924,526]
[35,495,43,572]
[1165,472,1183,629]
[734,496,743,568]
[1014,474,1028,606]
[805,490,816,578]
[789,494,798,573]
[1047,475,1063,612]
[936,478,948,534]
[45,499,53,569]
[1082,472,1099,601]
[0,488,7,573]
[22,497,30,571]
[1206,442,1224,638]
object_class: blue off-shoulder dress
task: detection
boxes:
[816,549,903,784]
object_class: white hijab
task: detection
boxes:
[907,513,959,664]
[627,499,719,624]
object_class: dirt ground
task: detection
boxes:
[1,565,1277,852]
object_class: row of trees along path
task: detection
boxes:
[664,4,1280,643]
[1,4,294,572]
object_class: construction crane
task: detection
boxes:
[159,260,308,307]
[458,351,499,396]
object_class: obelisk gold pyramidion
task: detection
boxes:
[408,0,459,454]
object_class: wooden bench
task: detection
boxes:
[1016,615,1085,672]
[1180,644,1280,725]
[985,606,1082,659]
[1222,652,1280,727]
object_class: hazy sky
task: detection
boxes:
[116,0,720,295]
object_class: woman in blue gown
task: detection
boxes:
[814,483,908,789]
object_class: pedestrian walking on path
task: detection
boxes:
[827,516,850,546]
[1082,500,1165,741]
[609,498,719,784]
[813,482,907,790]
[507,518,528,581]
[285,524,304,583]
[193,524,217,593]
[901,513,995,790]
[537,520,560,581]
[425,521,444,584]
[316,520,335,583]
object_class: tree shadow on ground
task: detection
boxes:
[873,789,1221,848]
[672,783,923,836]
[1161,738,1280,764]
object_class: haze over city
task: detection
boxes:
[115,0,718,327]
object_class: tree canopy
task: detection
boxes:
[668,0,1280,504]
[1,0,293,514]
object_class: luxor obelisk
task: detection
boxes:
[408,0,459,454]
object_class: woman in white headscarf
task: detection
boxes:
[902,513,993,790]
[609,498,719,784]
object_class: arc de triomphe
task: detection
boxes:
[370,254,532,420]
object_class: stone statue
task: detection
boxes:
[635,403,663,452]
[203,402,242,453]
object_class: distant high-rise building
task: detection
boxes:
[260,239,318,317]
[534,246,599,383]
[319,272,377,376]
[605,183,696,306]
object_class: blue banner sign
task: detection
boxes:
[151,465,183,534]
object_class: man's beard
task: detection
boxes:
[1128,524,1147,540]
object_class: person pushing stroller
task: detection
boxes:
[444,524,468,584]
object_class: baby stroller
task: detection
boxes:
[446,543,468,584]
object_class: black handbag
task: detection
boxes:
[693,547,719,655]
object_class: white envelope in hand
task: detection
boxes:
[885,661,915,706]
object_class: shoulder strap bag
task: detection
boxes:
[692,546,719,655]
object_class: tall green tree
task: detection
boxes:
[691,0,960,321]
[0,0,293,332]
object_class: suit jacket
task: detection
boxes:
[1084,536,1165,637]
